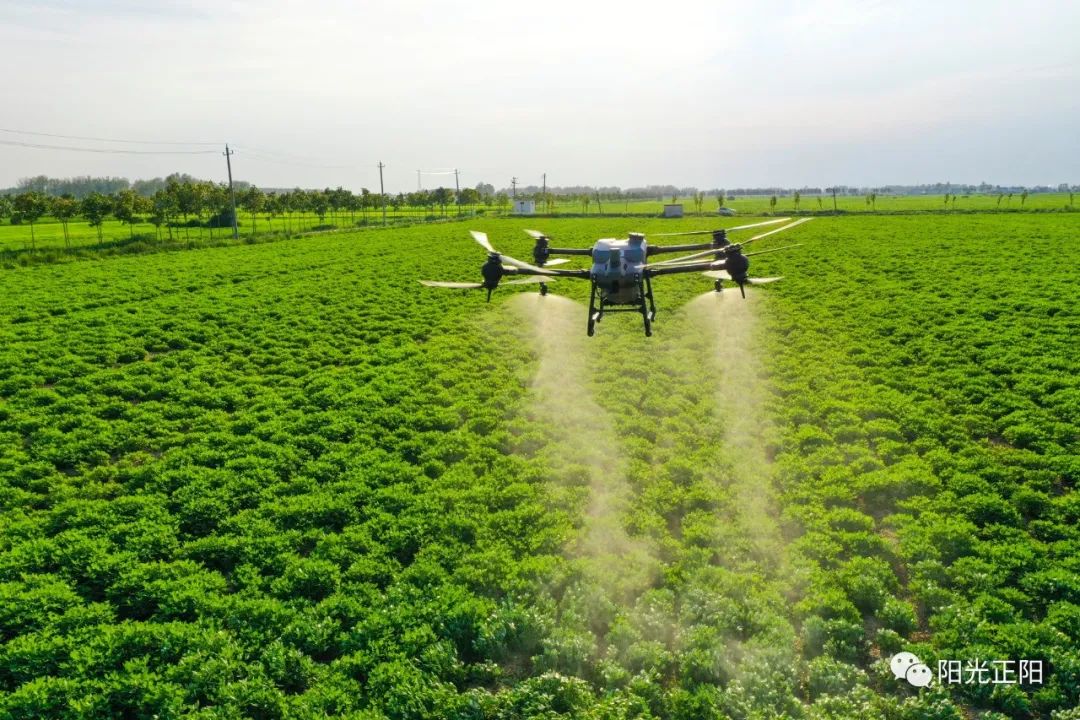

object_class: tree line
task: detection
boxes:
[0,180,516,250]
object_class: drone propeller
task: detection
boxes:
[650,218,791,237]
[418,276,555,289]
[470,230,497,253]
[471,230,556,275]
[744,243,802,257]
[523,229,547,239]
[544,258,571,266]
[702,270,782,285]
[739,217,813,247]
[647,219,811,267]
[419,280,485,289]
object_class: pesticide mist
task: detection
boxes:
[508,293,660,601]
[685,290,788,572]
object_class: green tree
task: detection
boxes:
[13,191,48,250]
[81,193,113,244]
[151,189,178,241]
[346,190,362,225]
[1020,189,1029,207]
[458,187,481,208]
[51,195,79,249]
[113,188,140,239]
[265,192,284,232]
[309,190,329,226]
[794,191,801,212]
[174,180,199,240]
[282,189,300,231]
[243,186,265,236]
[206,183,229,238]
[693,191,705,215]
[769,195,777,212]
[432,187,452,216]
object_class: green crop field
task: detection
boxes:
[1,213,1078,718]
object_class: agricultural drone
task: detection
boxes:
[420,218,813,336]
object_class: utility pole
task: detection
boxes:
[511,177,517,199]
[542,173,546,213]
[378,162,386,226]
[417,169,421,192]
[224,144,239,240]
[454,168,460,216]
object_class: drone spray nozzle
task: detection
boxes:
[711,229,729,248]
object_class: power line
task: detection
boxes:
[0,127,218,146]
[231,146,353,169]
[0,139,218,155]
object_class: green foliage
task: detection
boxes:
[0,214,1076,717]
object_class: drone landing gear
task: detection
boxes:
[585,277,655,337]
[587,279,599,336]
[642,275,656,337]
[714,279,724,293]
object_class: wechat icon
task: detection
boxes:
[890,652,932,687]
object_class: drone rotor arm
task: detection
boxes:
[646,242,715,256]
[647,261,723,277]
[547,247,594,256]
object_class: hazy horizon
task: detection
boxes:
[2,0,1077,194]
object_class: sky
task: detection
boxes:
[1,0,1078,192]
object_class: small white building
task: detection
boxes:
[663,203,684,218]
[512,200,535,215]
